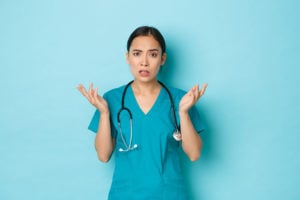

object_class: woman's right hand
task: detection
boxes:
[77,83,109,114]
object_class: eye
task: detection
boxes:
[150,52,158,58]
[132,51,140,56]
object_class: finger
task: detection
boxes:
[77,84,89,97]
[94,87,99,99]
[88,83,94,98]
[88,83,93,93]
[90,87,98,105]
[77,84,84,92]
[200,83,208,96]
[194,84,200,97]
[186,87,193,96]
[188,84,198,98]
[77,84,84,93]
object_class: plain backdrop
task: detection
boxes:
[0,0,299,199]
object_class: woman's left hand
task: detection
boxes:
[179,83,208,113]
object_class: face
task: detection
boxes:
[126,35,166,83]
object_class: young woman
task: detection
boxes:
[77,26,208,200]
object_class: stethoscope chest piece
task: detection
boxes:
[173,131,182,141]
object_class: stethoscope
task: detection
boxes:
[117,80,182,152]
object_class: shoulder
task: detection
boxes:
[102,84,128,109]
[159,82,187,104]
[103,84,127,99]
[164,84,186,99]
[168,86,186,95]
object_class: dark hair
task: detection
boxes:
[127,26,166,54]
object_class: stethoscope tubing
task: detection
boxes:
[117,80,181,152]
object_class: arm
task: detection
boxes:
[94,111,115,162]
[179,83,208,162]
[77,83,115,162]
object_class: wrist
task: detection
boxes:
[179,110,189,117]
[99,109,110,116]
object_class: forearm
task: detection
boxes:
[94,112,114,162]
[179,111,203,161]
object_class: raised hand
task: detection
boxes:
[77,83,109,113]
[179,83,208,113]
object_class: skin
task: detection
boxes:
[77,35,208,162]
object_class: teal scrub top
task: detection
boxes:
[88,83,204,200]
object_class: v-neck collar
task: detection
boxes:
[128,85,163,116]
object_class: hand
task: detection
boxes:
[77,83,109,113]
[179,83,208,113]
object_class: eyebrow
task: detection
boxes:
[131,49,159,52]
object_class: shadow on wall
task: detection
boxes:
[160,43,216,199]
[157,42,179,86]
[180,107,215,200]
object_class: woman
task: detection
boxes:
[77,26,208,200]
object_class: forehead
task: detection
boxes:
[129,35,161,51]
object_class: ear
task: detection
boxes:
[126,52,129,64]
[161,53,167,65]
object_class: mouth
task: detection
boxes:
[139,70,150,76]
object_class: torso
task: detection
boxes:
[98,83,202,200]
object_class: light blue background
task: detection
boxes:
[1,0,299,199]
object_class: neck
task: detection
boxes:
[131,80,161,95]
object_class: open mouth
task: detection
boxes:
[139,70,150,76]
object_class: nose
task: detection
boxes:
[140,54,149,67]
